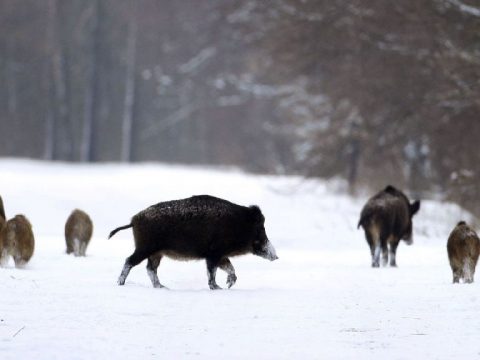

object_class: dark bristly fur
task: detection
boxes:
[65,209,93,256]
[109,195,278,290]
[447,221,480,284]
[358,185,420,268]
[1,214,35,268]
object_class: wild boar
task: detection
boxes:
[447,221,480,284]
[65,209,93,256]
[109,195,278,289]
[1,215,35,268]
[358,185,420,267]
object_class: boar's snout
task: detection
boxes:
[257,240,278,261]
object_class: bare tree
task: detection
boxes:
[80,0,102,162]
[121,1,137,162]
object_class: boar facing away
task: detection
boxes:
[447,221,480,284]
[65,209,93,256]
[358,185,420,267]
[0,215,35,268]
[109,195,278,289]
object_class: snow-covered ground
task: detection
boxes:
[0,159,478,359]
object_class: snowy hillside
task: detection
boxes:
[0,159,477,359]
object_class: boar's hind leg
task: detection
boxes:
[79,241,88,257]
[66,239,74,254]
[0,249,9,267]
[206,258,222,290]
[13,256,28,268]
[146,253,165,288]
[389,239,400,267]
[365,229,380,268]
[118,250,148,286]
[451,264,462,283]
[219,258,237,289]
[463,259,475,284]
[381,242,388,267]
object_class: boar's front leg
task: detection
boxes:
[206,258,222,290]
[219,258,237,289]
[146,253,166,288]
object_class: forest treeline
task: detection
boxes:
[1,1,479,215]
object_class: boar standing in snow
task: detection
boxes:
[65,209,93,256]
[1,215,35,268]
[358,185,420,267]
[109,195,278,289]
[447,221,480,284]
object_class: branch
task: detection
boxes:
[446,0,480,17]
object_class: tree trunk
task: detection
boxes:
[121,2,137,163]
[80,0,101,162]
[50,0,71,160]
[347,139,361,195]
[5,39,17,115]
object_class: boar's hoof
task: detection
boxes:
[153,283,167,289]
[371,262,380,268]
[227,274,237,288]
[209,283,222,290]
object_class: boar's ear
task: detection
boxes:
[384,185,397,194]
[457,220,467,227]
[249,205,265,225]
[410,200,420,216]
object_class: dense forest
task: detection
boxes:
[1,1,479,214]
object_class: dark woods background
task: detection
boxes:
[1,1,479,214]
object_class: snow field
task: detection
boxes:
[0,159,478,359]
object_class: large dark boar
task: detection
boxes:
[109,195,278,289]
[65,209,93,256]
[358,185,420,267]
[447,221,480,283]
[2,215,35,268]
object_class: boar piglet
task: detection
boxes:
[1,215,34,268]
[447,221,480,284]
[65,209,93,257]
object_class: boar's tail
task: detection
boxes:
[0,195,5,221]
[357,217,364,229]
[108,224,133,239]
[357,211,371,229]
